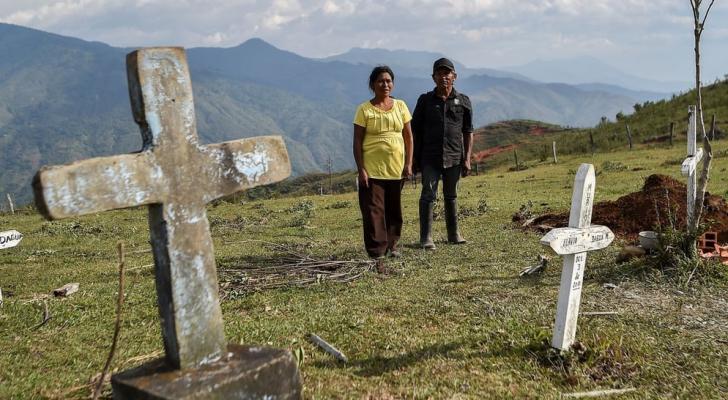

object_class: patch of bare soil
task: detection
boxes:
[472,144,517,162]
[517,174,728,243]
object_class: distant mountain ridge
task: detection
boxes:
[574,83,667,102]
[504,56,686,93]
[322,47,533,81]
[0,23,676,204]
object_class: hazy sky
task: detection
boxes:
[1,0,727,83]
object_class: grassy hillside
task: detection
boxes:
[475,79,728,170]
[228,170,359,201]
[1,144,727,399]
[471,120,570,163]
[589,79,728,148]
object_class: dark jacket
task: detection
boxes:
[411,88,473,170]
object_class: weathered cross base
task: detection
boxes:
[112,345,301,399]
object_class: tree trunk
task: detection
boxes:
[689,0,716,255]
[690,2,714,237]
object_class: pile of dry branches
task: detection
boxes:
[218,241,376,296]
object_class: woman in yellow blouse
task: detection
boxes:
[353,66,413,259]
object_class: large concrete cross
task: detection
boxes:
[540,163,614,350]
[681,105,703,229]
[33,48,290,370]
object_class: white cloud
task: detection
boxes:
[321,0,354,15]
[461,26,521,42]
[0,0,725,81]
[2,0,112,26]
[203,31,228,45]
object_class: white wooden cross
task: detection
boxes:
[33,48,291,370]
[540,163,614,350]
[681,105,703,229]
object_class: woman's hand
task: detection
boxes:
[403,164,413,179]
[358,168,369,188]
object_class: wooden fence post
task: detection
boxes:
[710,114,716,141]
[625,124,633,150]
[514,149,519,171]
[552,141,558,163]
[589,132,595,155]
[6,194,14,215]
[327,155,333,195]
[669,122,674,146]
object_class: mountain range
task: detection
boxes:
[504,56,686,93]
[0,23,676,205]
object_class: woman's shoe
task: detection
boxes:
[375,257,390,274]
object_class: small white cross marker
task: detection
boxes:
[681,105,703,228]
[540,163,614,351]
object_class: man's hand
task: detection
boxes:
[462,159,472,177]
[403,164,413,179]
[358,169,369,188]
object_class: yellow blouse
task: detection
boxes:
[353,99,412,180]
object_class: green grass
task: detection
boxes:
[1,144,727,399]
[475,79,728,172]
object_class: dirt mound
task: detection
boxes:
[521,174,728,243]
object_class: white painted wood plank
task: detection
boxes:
[567,164,596,229]
[553,251,588,350]
[540,225,614,255]
[551,163,599,350]
[683,105,701,228]
[0,230,23,250]
[681,148,704,176]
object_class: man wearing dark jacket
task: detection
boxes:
[412,57,474,250]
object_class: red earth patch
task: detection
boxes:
[517,174,728,243]
[472,144,517,162]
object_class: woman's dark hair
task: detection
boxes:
[368,65,395,91]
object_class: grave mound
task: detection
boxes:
[520,174,728,243]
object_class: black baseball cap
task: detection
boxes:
[433,57,455,73]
